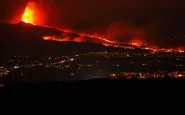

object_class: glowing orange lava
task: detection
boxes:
[129,39,146,47]
[43,35,185,54]
[22,2,36,24]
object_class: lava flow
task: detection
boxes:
[43,35,184,53]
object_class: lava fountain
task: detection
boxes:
[22,2,37,24]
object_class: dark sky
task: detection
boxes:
[0,0,185,47]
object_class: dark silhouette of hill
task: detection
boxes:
[0,22,123,60]
[0,21,62,38]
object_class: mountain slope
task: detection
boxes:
[0,22,121,60]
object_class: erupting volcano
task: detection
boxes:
[19,1,185,54]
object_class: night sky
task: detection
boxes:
[0,0,185,47]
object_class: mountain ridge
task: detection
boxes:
[0,22,123,60]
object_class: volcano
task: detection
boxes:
[0,0,184,59]
[0,0,179,56]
